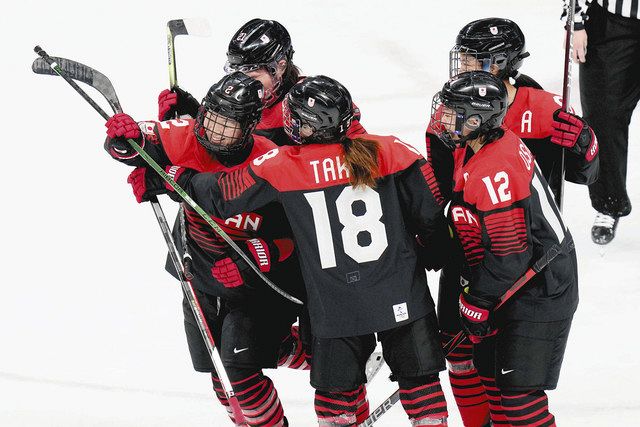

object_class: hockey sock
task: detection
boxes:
[398,375,448,426]
[446,337,490,427]
[314,387,360,426]
[229,369,286,427]
[479,376,509,425]
[355,384,370,424]
[211,372,245,426]
[277,325,311,370]
[501,390,556,427]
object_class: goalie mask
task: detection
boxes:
[450,18,529,79]
[283,75,353,145]
[194,72,264,156]
[430,71,508,149]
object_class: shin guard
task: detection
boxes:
[398,375,448,426]
[315,388,360,426]
[501,390,556,427]
[231,371,286,427]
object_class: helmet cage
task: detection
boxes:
[194,104,259,156]
[449,45,509,78]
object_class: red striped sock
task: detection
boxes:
[315,388,359,426]
[212,372,246,426]
[501,390,556,427]
[398,375,448,426]
[232,372,286,427]
[448,361,489,427]
[479,376,509,425]
[277,325,311,370]
[355,385,370,424]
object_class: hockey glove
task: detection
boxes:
[459,289,497,344]
[127,165,189,203]
[157,87,200,121]
[211,238,294,288]
[551,109,596,157]
[104,113,144,160]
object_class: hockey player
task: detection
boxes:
[104,72,306,427]
[157,18,366,147]
[143,75,451,426]
[430,71,578,427]
[426,18,596,426]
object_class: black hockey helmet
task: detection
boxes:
[225,18,293,73]
[450,18,529,79]
[283,75,354,145]
[194,72,264,156]
[430,71,508,149]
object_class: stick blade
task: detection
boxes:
[168,18,211,38]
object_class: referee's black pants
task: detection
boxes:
[581,2,640,217]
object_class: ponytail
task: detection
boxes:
[342,137,380,189]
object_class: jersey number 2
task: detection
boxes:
[304,187,388,269]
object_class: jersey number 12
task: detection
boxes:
[304,187,389,269]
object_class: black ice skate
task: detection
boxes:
[591,212,619,245]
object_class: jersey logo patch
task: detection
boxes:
[393,303,409,322]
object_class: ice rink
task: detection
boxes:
[2,0,639,425]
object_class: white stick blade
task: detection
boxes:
[181,18,212,37]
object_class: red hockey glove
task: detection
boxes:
[459,289,497,344]
[551,109,596,158]
[104,113,144,160]
[211,238,294,288]
[157,87,200,121]
[127,165,189,203]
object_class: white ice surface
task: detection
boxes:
[2,0,639,425]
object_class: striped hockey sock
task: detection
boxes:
[355,384,370,424]
[479,376,509,425]
[277,325,311,370]
[398,375,448,426]
[445,336,490,427]
[211,372,245,426]
[231,371,286,427]
[501,390,556,427]
[315,388,360,426]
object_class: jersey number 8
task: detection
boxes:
[304,187,389,269]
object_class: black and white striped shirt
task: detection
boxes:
[563,0,640,28]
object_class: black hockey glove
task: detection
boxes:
[551,109,595,157]
[158,87,200,121]
[211,238,294,289]
[459,288,497,344]
[104,113,144,160]
[127,165,189,203]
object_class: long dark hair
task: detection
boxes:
[342,137,381,189]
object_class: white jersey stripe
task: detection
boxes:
[531,164,567,242]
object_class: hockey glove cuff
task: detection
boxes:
[127,167,167,203]
[459,289,497,344]
[158,87,200,121]
[104,113,144,160]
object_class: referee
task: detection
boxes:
[565,0,640,244]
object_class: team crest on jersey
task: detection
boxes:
[478,86,487,97]
[307,97,315,107]
[490,26,499,35]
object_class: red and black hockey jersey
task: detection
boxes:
[449,128,578,322]
[426,86,599,201]
[119,118,303,302]
[176,135,446,338]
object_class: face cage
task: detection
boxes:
[430,92,472,149]
[449,45,507,78]
[194,106,254,155]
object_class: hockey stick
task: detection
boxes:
[167,18,212,89]
[556,0,577,211]
[359,243,564,426]
[32,49,247,425]
[33,45,304,304]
